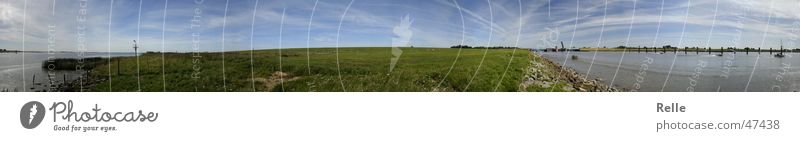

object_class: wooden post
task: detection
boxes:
[47,73,53,86]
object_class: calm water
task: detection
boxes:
[540,51,800,92]
[0,52,136,91]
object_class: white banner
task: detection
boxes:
[0,92,797,140]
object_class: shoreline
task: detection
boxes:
[520,52,617,92]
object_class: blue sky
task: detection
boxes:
[1,0,799,52]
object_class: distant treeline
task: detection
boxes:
[0,49,19,52]
[450,45,518,49]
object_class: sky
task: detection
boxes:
[0,0,799,52]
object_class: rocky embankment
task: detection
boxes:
[520,53,617,92]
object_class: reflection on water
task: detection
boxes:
[0,52,136,91]
[540,52,799,92]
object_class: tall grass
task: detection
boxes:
[42,57,106,70]
[89,47,529,92]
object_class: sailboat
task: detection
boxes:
[775,40,785,58]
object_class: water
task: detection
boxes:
[540,51,800,92]
[0,52,136,91]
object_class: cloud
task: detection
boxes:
[0,0,797,52]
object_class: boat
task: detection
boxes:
[775,53,785,58]
[775,40,786,58]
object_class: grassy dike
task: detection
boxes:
[79,47,611,92]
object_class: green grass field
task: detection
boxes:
[88,47,529,92]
